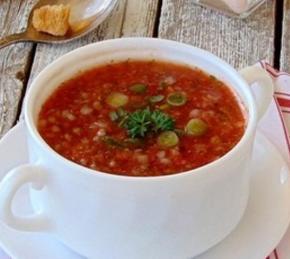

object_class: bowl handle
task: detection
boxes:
[0,164,52,232]
[239,65,274,121]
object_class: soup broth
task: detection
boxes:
[38,60,246,176]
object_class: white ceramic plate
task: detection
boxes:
[0,122,289,259]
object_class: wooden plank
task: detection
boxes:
[0,0,38,137]
[121,0,159,36]
[28,0,160,84]
[158,0,275,70]
[281,0,290,72]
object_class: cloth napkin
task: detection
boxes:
[0,62,289,259]
[260,61,290,259]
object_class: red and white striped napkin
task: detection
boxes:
[260,62,290,259]
[0,62,289,259]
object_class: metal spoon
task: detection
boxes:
[0,0,118,49]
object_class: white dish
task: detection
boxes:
[0,122,289,259]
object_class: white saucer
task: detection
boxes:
[0,122,290,259]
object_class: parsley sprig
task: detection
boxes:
[127,108,175,138]
[150,109,175,133]
[126,108,152,138]
[127,108,174,138]
[110,107,175,138]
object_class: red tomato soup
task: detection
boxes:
[38,60,246,176]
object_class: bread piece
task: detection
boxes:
[32,4,71,36]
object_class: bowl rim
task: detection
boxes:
[24,37,257,181]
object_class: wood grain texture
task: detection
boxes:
[158,0,275,69]
[281,0,290,72]
[121,0,159,36]
[0,0,38,137]
[28,0,160,84]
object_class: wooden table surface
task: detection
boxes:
[0,0,289,139]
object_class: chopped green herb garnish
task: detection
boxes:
[116,108,128,117]
[174,128,185,137]
[125,108,152,138]
[149,95,164,103]
[150,110,174,133]
[109,108,129,126]
[109,111,119,121]
[130,83,147,94]
[123,138,144,148]
[120,108,175,138]
[101,136,144,149]
[118,116,129,127]
[100,136,124,147]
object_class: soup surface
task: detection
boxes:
[38,60,246,176]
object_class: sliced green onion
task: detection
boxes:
[130,83,147,94]
[157,131,179,148]
[149,95,164,103]
[185,118,208,136]
[167,92,187,106]
[106,92,128,108]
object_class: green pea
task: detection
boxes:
[130,83,147,94]
[157,131,179,148]
[185,118,208,136]
[167,92,187,106]
[106,92,128,108]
